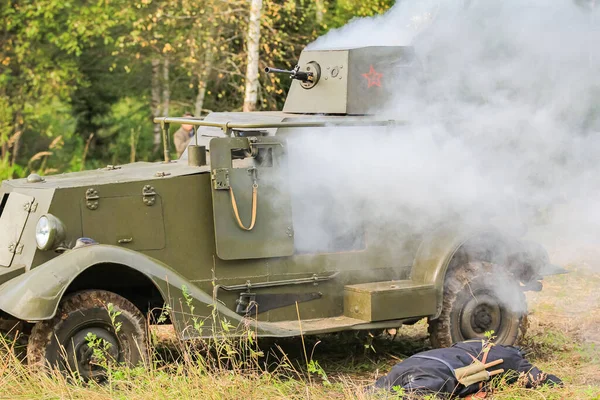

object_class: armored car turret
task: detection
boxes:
[278,46,416,114]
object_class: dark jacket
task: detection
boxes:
[374,340,561,398]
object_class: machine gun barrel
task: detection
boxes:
[264,67,293,75]
[264,66,313,83]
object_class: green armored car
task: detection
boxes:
[0,46,559,377]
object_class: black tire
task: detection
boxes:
[428,261,527,348]
[27,290,147,380]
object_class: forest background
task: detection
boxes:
[0,0,393,180]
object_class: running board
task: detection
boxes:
[255,315,413,337]
[343,280,437,322]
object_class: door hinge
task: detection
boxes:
[23,201,37,213]
[142,185,156,206]
[8,243,23,255]
[86,188,100,210]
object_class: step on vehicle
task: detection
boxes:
[0,46,562,378]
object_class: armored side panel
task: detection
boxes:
[81,195,166,251]
[210,136,295,260]
[283,46,416,115]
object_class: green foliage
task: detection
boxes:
[327,0,395,28]
[0,0,132,178]
[182,284,205,335]
[0,0,394,180]
[391,385,406,398]
[307,359,331,385]
[94,97,155,165]
[107,303,123,334]
[84,331,113,367]
[81,302,123,380]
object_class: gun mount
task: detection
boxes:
[265,62,321,89]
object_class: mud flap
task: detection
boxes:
[538,263,568,277]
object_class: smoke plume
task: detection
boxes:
[286,0,600,269]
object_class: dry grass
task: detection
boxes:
[0,264,599,399]
[520,263,600,398]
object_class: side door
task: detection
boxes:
[210,136,294,260]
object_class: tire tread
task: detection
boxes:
[27,290,147,372]
[428,261,528,348]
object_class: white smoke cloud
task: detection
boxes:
[307,0,447,50]
[287,0,600,264]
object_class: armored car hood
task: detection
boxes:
[3,161,209,190]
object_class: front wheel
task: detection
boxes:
[428,261,528,348]
[27,290,147,380]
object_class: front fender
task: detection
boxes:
[0,245,241,329]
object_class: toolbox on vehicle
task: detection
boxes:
[344,280,437,322]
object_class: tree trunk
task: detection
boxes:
[315,0,324,24]
[195,46,214,116]
[243,0,263,112]
[1,111,7,161]
[130,128,138,164]
[10,110,23,166]
[162,57,170,117]
[1,135,7,161]
[151,58,162,152]
[80,133,94,171]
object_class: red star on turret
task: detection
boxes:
[362,65,383,88]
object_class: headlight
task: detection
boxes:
[35,214,65,251]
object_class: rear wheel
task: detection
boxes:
[27,290,147,381]
[428,261,527,348]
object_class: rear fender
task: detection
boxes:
[410,225,553,319]
[0,244,241,337]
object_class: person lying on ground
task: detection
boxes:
[372,339,562,398]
